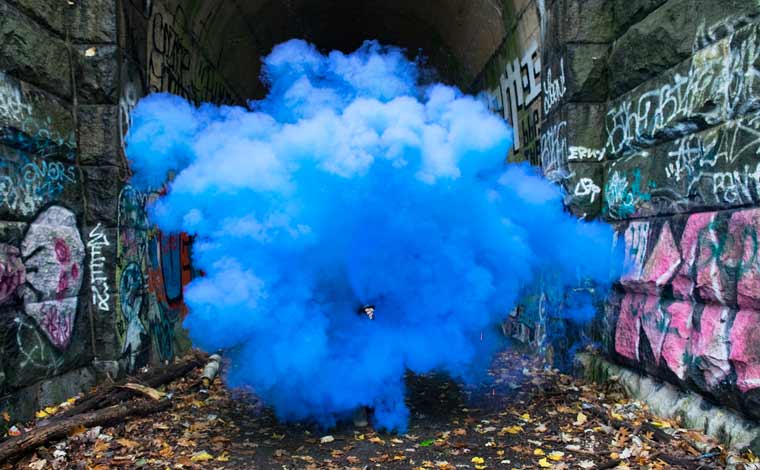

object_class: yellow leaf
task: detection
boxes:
[191,451,214,462]
[475,466,486,470]
[534,449,545,456]
[369,436,386,445]
[651,420,671,429]
[44,406,58,415]
[471,456,485,464]
[35,410,48,419]
[502,425,523,434]
[548,451,564,461]
[356,434,365,440]
[574,412,588,426]
[538,457,552,468]
[610,452,620,459]
[497,450,505,456]
[216,451,230,462]
[520,413,531,421]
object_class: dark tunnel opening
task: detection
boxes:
[121,0,512,105]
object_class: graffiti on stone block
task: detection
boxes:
[539,120,567,179]
[0,73,76,161]
[543,57,566,114]
[116,185,194,369]
[22,206,84,351]
[605,22,760,161]
[612,209,760,392]
[0,149,77,217]
[147,3,235,105]
[88,223,110,312]
[481,40,542,166]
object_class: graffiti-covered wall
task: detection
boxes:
[0,0,116,421]
[0,0,248,423]
[474,0,760,421]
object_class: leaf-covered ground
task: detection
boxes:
[4,350,754,469]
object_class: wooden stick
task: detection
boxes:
[0,399,171,464]
[59,355,202,418]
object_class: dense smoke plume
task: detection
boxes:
[126,40,620,431]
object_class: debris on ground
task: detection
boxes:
[1,350,754,469]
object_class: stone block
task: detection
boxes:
[0,72,76,161]
[0,143,83,222]
[78,105,121,167]
[75,44,118,105]
[66,0,117,44]
[558,0,615,43]
[608,0,760,97]
[564,162,603,218]
[611,0,670,37]
[0,2,72,98]
[82,165,123,227]
[730,309,760,392]
[564,43,610,102]
[605,40,729,158]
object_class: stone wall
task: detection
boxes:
[474,0,760,421]
[600,3,760,421]
[0,0,116,423]
[0,0,246,424]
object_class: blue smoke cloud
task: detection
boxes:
[126,40,621,432]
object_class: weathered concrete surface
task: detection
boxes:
[576,353,760,454]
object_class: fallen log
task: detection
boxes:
[60,354,202,418]
[0,399,171,464]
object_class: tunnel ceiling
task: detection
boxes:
[176,0,510,100]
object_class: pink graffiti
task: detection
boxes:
[614,209,760,392]
[730,309,760,392]
[621,222,682,295]
[21,206,85,351]
[0,244,25,304]
[661,302,693,380]
[692,305,731,386]
[732,209,760,310]
[38,303,74,350]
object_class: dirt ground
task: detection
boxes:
[3,350,751,470]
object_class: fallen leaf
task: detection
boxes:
[320,435,335,444]
[548,451,564,461]
[502,425,523,434]
[538,457,552,468]
[116,438,139,449]
[68,424,86,437]
[574,412,588,426]
[191,451,214,462]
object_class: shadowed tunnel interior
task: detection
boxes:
[123,0,514,103]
